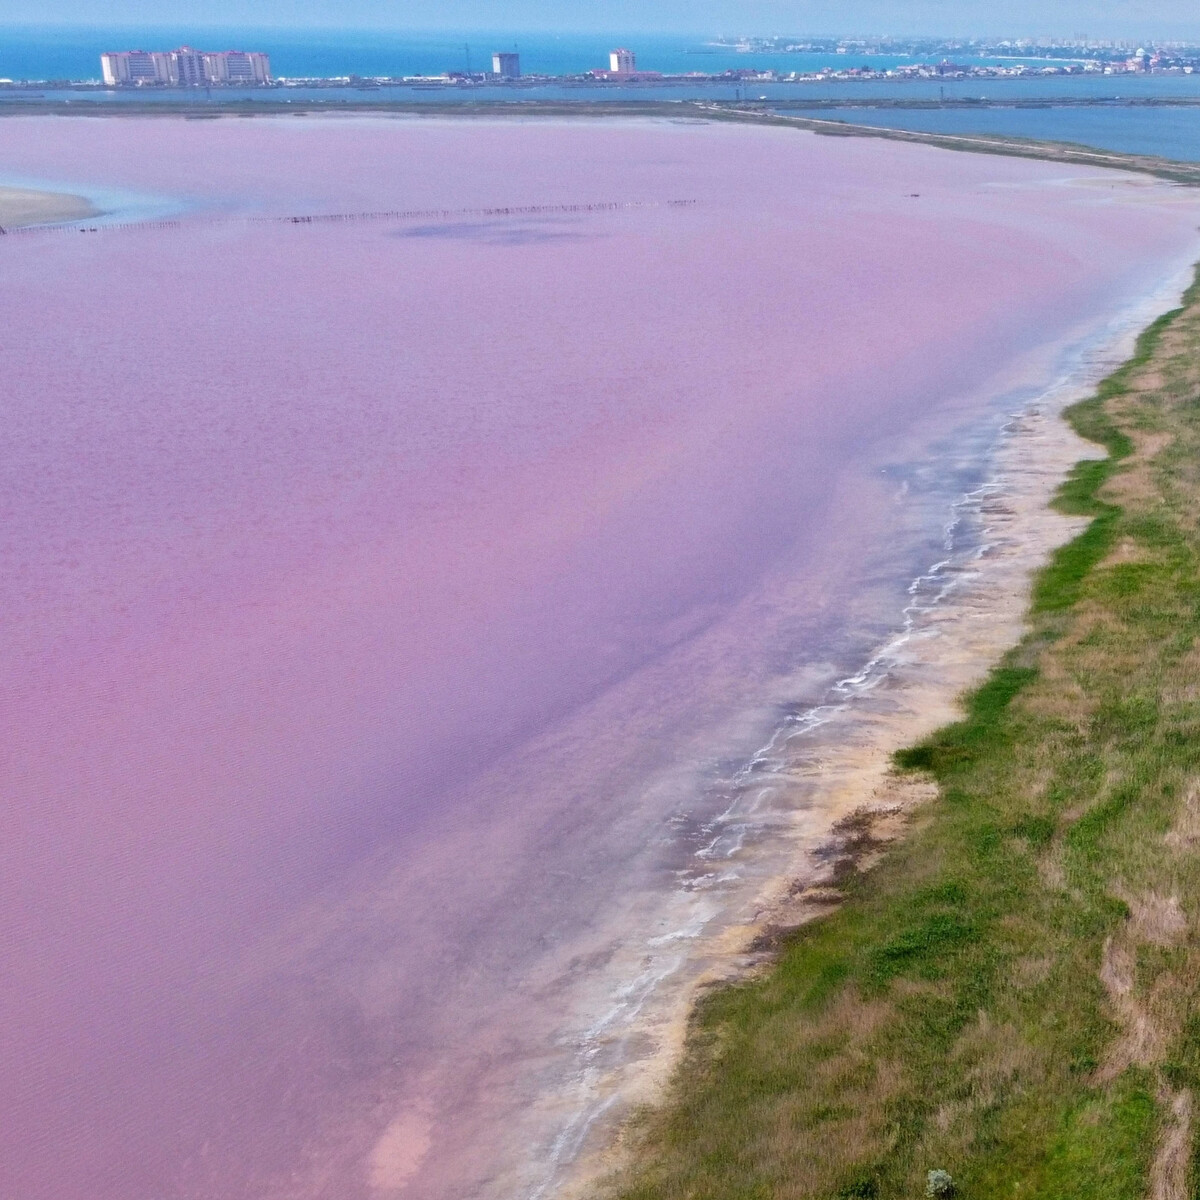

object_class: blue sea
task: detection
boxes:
[0,24,1065,82]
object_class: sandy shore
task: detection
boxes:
[0,185,97,229]
[560,267,1198,1198]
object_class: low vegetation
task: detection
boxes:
[605,271,1200,1200]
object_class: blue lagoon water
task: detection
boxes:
[787,104,1200,162]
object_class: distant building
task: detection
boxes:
[100,50,174,85]
[609,48,636,74]
[204,50,273,84]
[589,48,659,82]
[492,52,520,79]
[173,46,207,86]
[100,47,272,86]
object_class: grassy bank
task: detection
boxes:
[603,273,1200,1200]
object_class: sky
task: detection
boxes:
[3,1,1200,39]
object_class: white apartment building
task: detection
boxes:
[204,51,272,84]
[100,50,175,85]
[609,48,636,73]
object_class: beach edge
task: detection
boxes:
[591,260,1200,1197]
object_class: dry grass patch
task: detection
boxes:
[1149,1087,1192,1200]
[1165,781,1200,850]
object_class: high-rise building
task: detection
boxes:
[100,48,272,86]
[492,52,520,79]
[202,50,273,84]
[173,46,207,86]
[101,50,175,85]
[609,48,636,74]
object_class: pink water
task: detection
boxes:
[1,116,1197,1199]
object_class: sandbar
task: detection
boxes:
[0,183,96,228]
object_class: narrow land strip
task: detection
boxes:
[697,106,1200,184]
[602,274,1200,1199]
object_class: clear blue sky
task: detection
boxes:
[4,0,1200,40]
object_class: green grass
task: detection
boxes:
[604,277,1200,1200]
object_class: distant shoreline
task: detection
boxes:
[704,106,1200,184]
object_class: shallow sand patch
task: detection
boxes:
[0,185,96,229]
[369,1106,434,1194]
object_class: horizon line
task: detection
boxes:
[4,21,1200,39]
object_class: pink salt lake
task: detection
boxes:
[1,115,1198,1199]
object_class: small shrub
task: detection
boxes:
[837,1173,879,1198]
[926,1168,956,1197]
